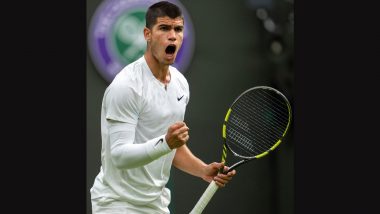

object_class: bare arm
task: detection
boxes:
[173,145,208,178]
[173,145,237,187]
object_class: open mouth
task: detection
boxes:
[165,44,176,55]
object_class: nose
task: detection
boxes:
[168,29,176,41]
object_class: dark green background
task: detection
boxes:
[87,0,294,213]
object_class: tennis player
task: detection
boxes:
[90,1,236,213]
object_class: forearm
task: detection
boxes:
[172,145,207,178]
[109,121,172,169]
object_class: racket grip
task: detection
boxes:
[189,180,219,214]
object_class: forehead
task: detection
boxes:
[155,16,184,26]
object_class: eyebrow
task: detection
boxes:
[158,24,183,28]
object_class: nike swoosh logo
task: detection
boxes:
[177,95,184,101]
[155,138,163,146]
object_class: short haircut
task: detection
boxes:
[145,1,184,29]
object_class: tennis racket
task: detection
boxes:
[190,86,292,214]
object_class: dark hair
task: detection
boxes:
[145,1,183,29]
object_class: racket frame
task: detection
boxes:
[222,86,292,172]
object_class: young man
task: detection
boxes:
[90,1,236,213]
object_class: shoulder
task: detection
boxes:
[170,66,189,91]
[109,57,146,96]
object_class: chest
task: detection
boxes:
[140,81,188,124]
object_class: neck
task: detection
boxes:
[144,52,171,85]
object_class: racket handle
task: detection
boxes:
[189,180,219,214]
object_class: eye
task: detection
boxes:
[160,26,169,31]
[174,27,183,32]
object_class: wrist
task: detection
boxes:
[145,135,172,159]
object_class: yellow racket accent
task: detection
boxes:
[282,103,292,137]
[256,151,269,158]
[221,145,227,162]
[222,109,231,139]
[224,108,232,122]
[270,139,282,151]
[221,109,232,164]
[256,137,285,158]
[222,124,226,138]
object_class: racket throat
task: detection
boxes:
[227,159,249,172]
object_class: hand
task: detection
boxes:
[165,121,189,149]
[202,162,236,188]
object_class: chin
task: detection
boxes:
[164,58,176,65]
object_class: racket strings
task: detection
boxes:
[228,118,267,153]
[243,90,288,127]
[230,102,285,149]
[228,120,273,156]
[226,88,290,157]
[239,94,288,147]
[230,108,282,144]
[243,92,288,137]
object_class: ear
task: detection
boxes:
[144,27,151,42]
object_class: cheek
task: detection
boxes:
[177,34,184,44]
[151,41,164,56]
[151,37,160,47]
[177,37,184,48]
[153,36,165,48]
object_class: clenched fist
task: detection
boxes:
[165,121,189,149]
